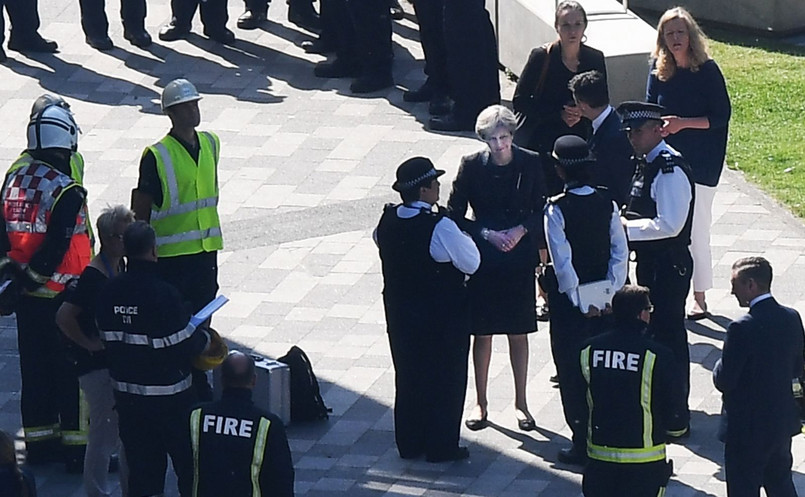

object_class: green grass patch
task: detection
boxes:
[707,30,805,216]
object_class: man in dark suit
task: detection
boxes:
[714,256,803,497]
[569,70,634,208]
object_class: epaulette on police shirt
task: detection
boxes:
[657,150,682,174]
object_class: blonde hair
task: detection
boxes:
[652,7,710,82]
[96,204,135,240]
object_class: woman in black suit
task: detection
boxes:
[513,0,606,195]
[448,105,547,432]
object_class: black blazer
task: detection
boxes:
[588,110,635,208]
[714,297,805,446]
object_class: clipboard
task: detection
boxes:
[190,295,229,327]
[577,280,613,313]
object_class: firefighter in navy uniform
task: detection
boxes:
[617,101,694,440]
[580,285,676,496]
[1,101,91,470]
[544,135,628,465]
[190,351,295,497]
[96,221,212,497]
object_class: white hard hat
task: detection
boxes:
[27,104,80,152]
[161,79,202,112]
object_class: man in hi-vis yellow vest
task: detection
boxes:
[132,78,223,401]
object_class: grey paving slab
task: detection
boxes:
[3,1,805,496]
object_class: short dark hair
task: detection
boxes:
[123,221,156,259]
[612,285,651,323]
[557,162,593,185]
[732,256,773,289]
[399,179,435,204]
[569,70,609,108]
[221,351,256,389]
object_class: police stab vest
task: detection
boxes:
[2,159,91,297]
[147,131,223,258]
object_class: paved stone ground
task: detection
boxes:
[2,2,805,496]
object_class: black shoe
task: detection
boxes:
[0,46,7,63]
[350,73,393,94]
[86,35,114,51]
[464,414,488,431]
[518,417,537,431]
[557,446,588,466]
[159,23,190,41]
[314,59,360,79]
[205,28,236,45]
[549,374,560,384]
[399,449,424,460]
[124,29,152,48]
[428,113,474,132]
[666,426,690,443]
[8,35,58,53]
[389,0,405,20]
[428,95,452,116]
[403,81,434,103]
[426,446,470,463]
[237,10,267,29]
[301,38,334,54]
[288,7,320,31]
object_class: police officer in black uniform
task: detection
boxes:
[159,0,235,44]
[544,136,628,465]
[96,221,211,497]
[190,351,294,496]
[375,157,480,462]
[580,285,676,496]
[0,0,58,61]
[618,101,694,440]
[312,0,393,94]
[79,0,151,50]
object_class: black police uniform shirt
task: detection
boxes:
[95,258,208,396]
[190,387,295,497]
[62,266,111,376]
[624,141,693,247]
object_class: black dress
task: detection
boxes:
[447,146,546,335]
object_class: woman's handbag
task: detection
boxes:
[514,42,554,148]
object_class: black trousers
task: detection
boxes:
[443,0,500,122]
[329,0,392,76]
[386,303,469,459]
[16,295,86,461]
[78,0,147,37]
[583,459,670,497]
[411,0,448,94]
[725,437,797,497]
[158,251,219,401]
[0,0,43,44]
[169,0,229,32]
[635,247,693,433]
[548,289,603,452]
[116,390,196,497]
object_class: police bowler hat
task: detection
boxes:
[552,135,595,168]
[392,157,445,192]
[616,101,665,131]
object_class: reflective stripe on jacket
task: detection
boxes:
[147,132,223,257]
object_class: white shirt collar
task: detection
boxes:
[397,201,434,218]
[749,293,773,308]
[645,140,679,162]
[591,106,613,135]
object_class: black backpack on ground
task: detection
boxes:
[277,346,332,422]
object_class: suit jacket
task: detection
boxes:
[714,297,804,446]
[588,110,634,208]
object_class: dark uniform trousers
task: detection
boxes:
[169,0,229,33]
[78,0,147,38]
[725,437,797,497]
[158,251,219,402]
[330,0,392,78]
[0,0,43,44]
[410,0,448,95]
[583,460,668,497]
[635,247,693,432]
[547,287,604,452]
[16,295,86,461]
[443,0,500,123]
[116,389,196,497]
